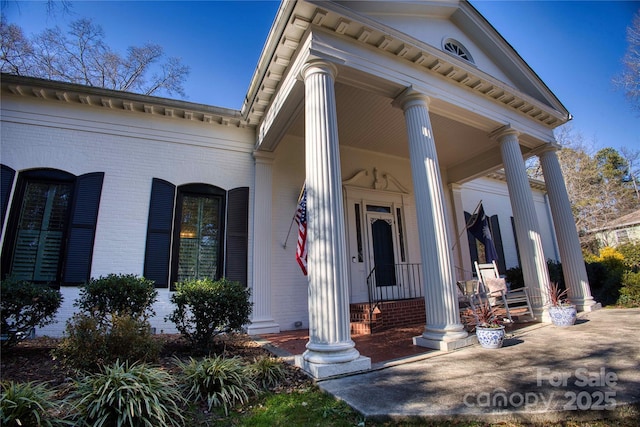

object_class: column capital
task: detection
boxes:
[392,86,431,111]
[536,142,562,157]
[300,60,338,81]
[490,124,520,142]
[253,150,276,164]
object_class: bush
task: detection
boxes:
[176,355,258,415]
[167,278,252,349]
[0,279,62,348]
[618,271,640,307]
[71,360,185,427]
[617,242,640,271]
[504,260,564,290]
[248,355,287,390]
[0,381,63,427]
[75,274,157,323]
[586,247,626,306]
[54,314,160,372]
[55,273,161,371]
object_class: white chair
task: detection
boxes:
[474,261,535,323]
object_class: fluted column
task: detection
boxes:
[494,126,551,318]
[394,89,469,350]
[539,147,599,311]
[247,151,280,335]
[295,60,370,378]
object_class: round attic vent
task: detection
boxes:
[443,38,474,64]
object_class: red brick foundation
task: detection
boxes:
[350,298,425,334]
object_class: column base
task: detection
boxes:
[295,355,371,379]
[413,334,477,351]
[246,319,280,335]
[575,300,602,312]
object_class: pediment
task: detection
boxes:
[328,0,565,112]
[245,1,569,130]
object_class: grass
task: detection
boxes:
[201,385,639,427]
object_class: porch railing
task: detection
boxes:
[365,263,424,330]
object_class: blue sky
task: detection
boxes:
[3,1,639,152]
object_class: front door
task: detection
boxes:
[366,206,402,300]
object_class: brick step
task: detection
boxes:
[349,298,424,334]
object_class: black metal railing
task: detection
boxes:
[365,263,424,330]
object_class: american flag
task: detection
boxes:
[295,185,308,275]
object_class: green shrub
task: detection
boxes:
[71,360,185,427]
[176,355,258,415]
[504,260,564,290]
[586,247,627,306]
[55,274,161,371]
[167,277,252,349]
[75,274,157,323]
[618,271,640,307]
[1,279,62,349]
[248,355,287,390]
[0,381,64,427]
[54,313,160,372]
[617,242,640,271]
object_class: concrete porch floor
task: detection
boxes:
[256,309,640,423]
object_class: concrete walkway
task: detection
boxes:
[316,308,640,423]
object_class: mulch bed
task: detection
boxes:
[0,334,312,393]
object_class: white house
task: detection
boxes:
[591,209,640,248]
[1,0,597,378]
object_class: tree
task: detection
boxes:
[617,10,640,112]
[0,17,189,97]
[554,126,640,251]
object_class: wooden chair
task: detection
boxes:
[474,261,535,323]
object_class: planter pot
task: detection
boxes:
[476,325,505,349]
[548,305,577,327]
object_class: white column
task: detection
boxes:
[247,151,280,335]
[295,60,370,378]
[394,89,471,351]
[539,147,599,311]
[493,126,551,318]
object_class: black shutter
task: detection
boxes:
[511,217,521,267]
[62,172,104,285]
[490,215,506,274]
[465,211,479,269]
[144,178,176,288]
[1,165,16,234]
[225,187,249,286]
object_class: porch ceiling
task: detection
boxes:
[286,81,503,183]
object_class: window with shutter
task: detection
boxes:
[145,181,249,289]
[1,169,102,286]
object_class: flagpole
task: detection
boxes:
[451,199,482,252]
[283,183,306,249]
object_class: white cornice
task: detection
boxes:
[1,74,249,128]
[243,0,570,129]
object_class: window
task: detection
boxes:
[443,38,474,63]
[174,185,225,283]
[1,168,104,286]
[616,229,630,244]
[143,179,249,289]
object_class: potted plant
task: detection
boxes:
[462,301,505,349]
[547,282,577,327]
